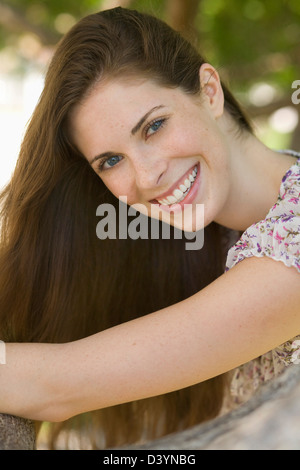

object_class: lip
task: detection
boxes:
[150,162,200,213]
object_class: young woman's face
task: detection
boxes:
[71,67,232,231]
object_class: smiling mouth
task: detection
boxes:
[152,165,198,206]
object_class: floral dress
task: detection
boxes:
[225,150,300,408]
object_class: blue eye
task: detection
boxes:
[106,155,121,167]
[145,118,166,138]
[99,155,122,171]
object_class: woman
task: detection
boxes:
[0,7,299,449]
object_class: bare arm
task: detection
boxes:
[1,256,300,422]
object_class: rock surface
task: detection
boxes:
[127,365,300,450]
[0,414,35,450]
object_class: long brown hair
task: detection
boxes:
[0,8,250,449]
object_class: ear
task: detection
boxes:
[199,63,224,118]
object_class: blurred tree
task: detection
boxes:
[165,0,201,35]
[0,0,299,147]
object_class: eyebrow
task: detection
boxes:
[89,105,165,165]
[130,105,165,135]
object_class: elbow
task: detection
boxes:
[32,403,76,423]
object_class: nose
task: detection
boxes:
[131,151,168,191]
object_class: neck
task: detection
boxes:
[214,133,297,231]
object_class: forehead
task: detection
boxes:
[69,78,194,155]
[73,78,183,121]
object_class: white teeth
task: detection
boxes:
[166,195,178,204]
[184,178,191,188]
[157,198,169,205]
[173,189,184,199]
[156,165,198,206]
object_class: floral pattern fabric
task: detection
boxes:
[225,151,300,407]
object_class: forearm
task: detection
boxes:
[0,310,211,422]
[1,257,300,423]
[0,321,186,422]
[1,342,67,422]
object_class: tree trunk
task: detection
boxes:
[165,0,201,35]
[101,0,134,10]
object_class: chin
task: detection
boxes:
[168,203,205,233]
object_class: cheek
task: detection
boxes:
[100,172,137,203]
[199,125,230,170]
[170,115,218,159]
[162,129,203,159]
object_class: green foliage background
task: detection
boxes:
[0,0,299,147]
